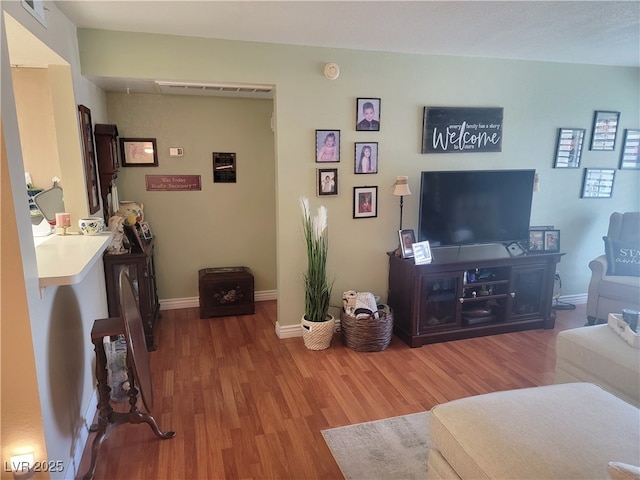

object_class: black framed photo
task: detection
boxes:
[398,229,416,258]
[620,129,640,169]
[213,152,237,183]
[581,168,615,198]
[353,186,377,218]
[317,168,338,196]
[544,230,561,253]
[140,221,153,240]
[120,138,159,166]
[77,105,100,214]
[354,142,378,174]
[356,98,381,131]
[316,130,340,162]
[554,128,585,168]
[123,223,145,253]
[590,110,620,151]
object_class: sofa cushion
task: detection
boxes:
[608,462,640,480]
[604,236,640,276]
[598,272,640,301]
[430,383,640,479]
[555,324,640,406]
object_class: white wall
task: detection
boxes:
[1,2,112,478]
[76,29,640,330]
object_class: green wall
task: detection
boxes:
[77,29,640,329]
[106,93,276,298]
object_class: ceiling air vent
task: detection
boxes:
[155,81,273,99]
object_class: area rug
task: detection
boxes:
[321,411,431,480]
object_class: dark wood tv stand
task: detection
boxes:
[388,246,563,347]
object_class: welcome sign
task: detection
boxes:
[422,107,503,154]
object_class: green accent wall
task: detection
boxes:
[77,28,640,328]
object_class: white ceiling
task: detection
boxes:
[54,0,640,95]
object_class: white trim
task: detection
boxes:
[557,293,588,305]
[67,389,98,480]
[275,318,342,339]
[159,290,278,311]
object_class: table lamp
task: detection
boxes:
[392,176,411,230]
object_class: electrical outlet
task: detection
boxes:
[169,147,184,157]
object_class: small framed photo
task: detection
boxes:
[356,98,381,131]
[528,230,545,252]
[354,142,378,174]
[620,129,640,169]
[124,224,145,253]
[398,229,416,258]
[316,130,340,162]
[140,221,153,240]
[590,110,620,151]
[120,138,159,167]
[544,230,560,253]
[353,186,377,218]
[317,168,338,196]
[581,168,615,198]
[412,241,432,265]
[554,128,585,168]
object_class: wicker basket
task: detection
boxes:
[340,309,393,352]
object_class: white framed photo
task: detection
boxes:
[412,241,432,265]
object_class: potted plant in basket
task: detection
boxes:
[300,197,334,350]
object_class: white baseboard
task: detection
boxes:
[159,290,278,310]
[557,293,588,305]
[67,390,99,480]
[275,318,342,339]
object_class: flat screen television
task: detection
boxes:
[418,169,535,247]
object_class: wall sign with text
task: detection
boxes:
[422,107,503,154]
[145,175,202,191]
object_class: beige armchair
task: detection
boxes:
[586,212,640,325]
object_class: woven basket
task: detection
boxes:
[340,309,393,352]
[301,315,336,350]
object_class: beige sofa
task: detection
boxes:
[586,211,640,325]
[427,383,640,479]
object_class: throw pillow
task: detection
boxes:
[608,461,640,480]
[603,236,640,277]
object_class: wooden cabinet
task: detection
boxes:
[104,238,160,350]
[388,249,563,347]
[94,123,119,219]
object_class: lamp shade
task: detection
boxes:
[393,176,411,196]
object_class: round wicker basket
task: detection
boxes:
[340,309,393,352]
[301,315,335,350]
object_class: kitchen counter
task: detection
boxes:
[34,232,112,287]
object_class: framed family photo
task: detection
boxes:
[398,229,416,258]
[554,128,585,168]
[590,110,620,151]
[316,130,340,162]
[354,142,378,174]
[317,168,338,196]
[355,98,381,131]
[620,129,640,169]
[353,186,377,218]
[544,230,561,253]
[120,138,159,167]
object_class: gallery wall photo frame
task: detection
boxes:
[317,168,338,196]
[120,138,159,166]
[589,110,620,151]
[581,168,615,198]
[355,98,381,131]
[619,129,640,169]
[213,152,237,183]
[354,142,379,174]
[399,229,416,258]
[77,105,100,214]
[316,130,340,162]
[353,186,378,218]
[554,128,585,168]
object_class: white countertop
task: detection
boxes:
[34,232,112,287]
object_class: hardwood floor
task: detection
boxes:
[80,301,586,479]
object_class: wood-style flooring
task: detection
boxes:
[79,301,586,479]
